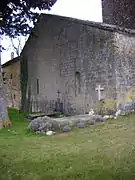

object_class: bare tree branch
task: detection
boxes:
[11,38,20,56]
[10,36,28,56]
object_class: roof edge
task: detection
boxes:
[2,56,20,68]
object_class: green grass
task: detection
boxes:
[0,108,135,180]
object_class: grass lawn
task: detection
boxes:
[0,109,135,180]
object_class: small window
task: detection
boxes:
[75,71,81,95]
[10,74,12,79]
[36,79,39,94]
[14,94,16,100]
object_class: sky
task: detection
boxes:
[1,0,102,64]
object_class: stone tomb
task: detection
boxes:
[28,114,104,134]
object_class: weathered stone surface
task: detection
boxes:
[102,0,135,29]
[76,122,85,128]
[28,114,103,133]
[118,102,135,115]
[87,120,95,125]
[28,116,53,132]
[62,126,71,133]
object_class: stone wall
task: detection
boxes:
[114,33,135,108]
[102,0,135,29]
[21,14,135,115]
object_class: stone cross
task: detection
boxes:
[95,85,104,101]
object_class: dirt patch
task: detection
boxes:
[56,132,73,137]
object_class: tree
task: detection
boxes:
[9,35,28,56]
[0,0,57,37]
[0,0,57,128]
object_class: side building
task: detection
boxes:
[2,57,21,109]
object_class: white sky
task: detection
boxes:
[1,0,102,64]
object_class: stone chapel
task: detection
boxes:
[20,13,135,115]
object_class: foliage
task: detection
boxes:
[0,108,135,179]
[0,0,57,37]
[103,98,116,114]
[94,98,116,115]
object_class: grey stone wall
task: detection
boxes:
[21,14,135,115]
[102,0,135,29]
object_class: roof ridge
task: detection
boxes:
[40,13,135,35]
